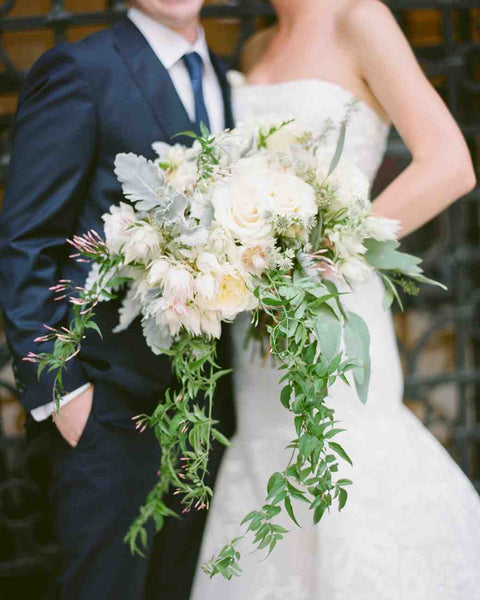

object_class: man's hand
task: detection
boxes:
[53,385,94,448]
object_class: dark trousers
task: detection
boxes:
[28,380,225,600]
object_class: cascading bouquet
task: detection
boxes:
[28,118,443,579]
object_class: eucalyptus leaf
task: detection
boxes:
[314,305,342,362]
[344,311,371,404]
[327,121,347,177]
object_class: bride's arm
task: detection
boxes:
[344,0,476,238]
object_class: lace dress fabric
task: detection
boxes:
[190,79,480,600]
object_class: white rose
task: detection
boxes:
[231,154,271,178]
[264,121,304,153]
[102,202,136,254]
[163,267,195,301]
[211,175,275,246]
[364,216,400,241]
[269,173,317,224]
[316,153,370,217]
[123,222,161,265]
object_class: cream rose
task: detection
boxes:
[211,175,275,246]
[264,121,304,153]
[268,173,317,225]
[197,267,258,319]
[316,153,370,217]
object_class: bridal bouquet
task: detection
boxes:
[28,119,442,579]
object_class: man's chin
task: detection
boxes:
[132,0,204,29]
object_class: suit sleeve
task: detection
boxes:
[0,45,97,411]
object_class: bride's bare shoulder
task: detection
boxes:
[338,0,396,38]
[240,26,276,73]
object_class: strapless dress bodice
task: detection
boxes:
[231,76,391,185]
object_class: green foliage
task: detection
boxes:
[257,119,295,150]
[176,124,220,182]
[202,268,359,579]
[33,243,124,410]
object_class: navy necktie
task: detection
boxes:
[183,51,211,134]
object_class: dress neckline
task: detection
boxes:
[236,76,390,129]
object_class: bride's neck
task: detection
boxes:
[271,0,323,31]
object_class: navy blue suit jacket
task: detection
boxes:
[0,18,235,429]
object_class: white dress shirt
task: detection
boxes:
[31,8,226,422]
[128,6,225,134]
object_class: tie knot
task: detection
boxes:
[183,51,204,82]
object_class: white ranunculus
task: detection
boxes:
[148,258,170,285]
[211,175,275,246]
[316,153,371,217]
[337,255,373,284]
[198,267,258,319]
[329,228,367,258]
[364,216,400,242]
[269,173,317,224]
[102,202,136,254]
[123,222,161,265]
[163,267,195,301]
[195,272,217,299]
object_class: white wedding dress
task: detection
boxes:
[191,79,480,600]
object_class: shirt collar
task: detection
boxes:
[127,7,211,71]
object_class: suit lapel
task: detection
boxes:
[210,51,235,130]
[112,17,195,146]
[112,17,235,142]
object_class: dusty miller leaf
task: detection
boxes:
[114,153,164,211]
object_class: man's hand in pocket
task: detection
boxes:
[53,384,94,448]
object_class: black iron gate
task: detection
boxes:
[0,1,479,596]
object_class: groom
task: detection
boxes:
[0,1,234,598]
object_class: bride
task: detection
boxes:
[191,0,480,598]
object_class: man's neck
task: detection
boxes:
[168,21,199,45]
[130,5,200,45]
